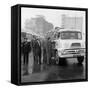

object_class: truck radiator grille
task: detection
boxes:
[71,43,81,47]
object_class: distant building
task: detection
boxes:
[61,15,85,47]
[21,32,26,42]
[21,32,33,42]
[61,15,83,32]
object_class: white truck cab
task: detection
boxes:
[49,29,85,64]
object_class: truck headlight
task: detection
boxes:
[80,49,85,53]
[62,50,67,54]
[59,50,67,55]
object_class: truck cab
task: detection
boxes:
[50,29,85,64]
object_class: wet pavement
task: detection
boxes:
[21,56,86,83]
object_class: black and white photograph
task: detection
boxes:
[0,0,90,89]
[20,5,87,84]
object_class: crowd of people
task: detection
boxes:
[21,35,58,75]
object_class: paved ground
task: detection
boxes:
[21,53,86,83]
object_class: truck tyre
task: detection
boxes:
[58,57,66,65]
[77,56,84,64]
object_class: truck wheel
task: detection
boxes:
[77,56,84,64]
[58,58,66,65]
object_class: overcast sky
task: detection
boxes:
[21,7,85,34]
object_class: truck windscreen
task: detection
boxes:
[61,31,82,39]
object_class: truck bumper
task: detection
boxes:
[58,53,85,58]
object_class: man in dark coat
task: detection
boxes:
[35,38,41,64]
[23,38,31,75]
[31,36,36,63]
[46,37,52,64]
[31,36,41,64]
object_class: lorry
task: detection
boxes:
[46,28,85,64]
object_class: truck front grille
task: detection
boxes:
[66,49,79,54]
[71,43,81,47]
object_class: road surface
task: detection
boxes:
[21,54,86,83]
